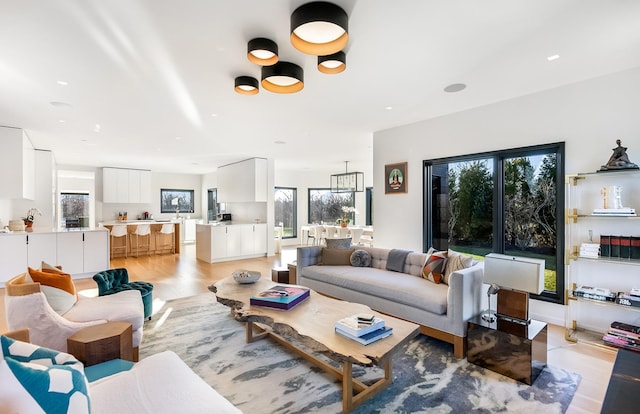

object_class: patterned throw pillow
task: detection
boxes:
[350,249,372,267]
[0,335,90,414]
[422,250,448,284]
[325,237,352,250]
[443,249,474,285]
[27,267,77,314]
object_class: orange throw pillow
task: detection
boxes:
[27,267,77,314]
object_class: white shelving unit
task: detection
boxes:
[565,170,640,349]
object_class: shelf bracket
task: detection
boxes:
[566,174,585,186]
[565,208,579,224]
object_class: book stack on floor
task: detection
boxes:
[603,321,640,352]
[334,313,393,345]
[250,285,310,310]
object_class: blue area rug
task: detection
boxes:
[140,293,580,413]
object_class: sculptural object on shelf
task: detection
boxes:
[599,139,639,171]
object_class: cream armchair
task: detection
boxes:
[4,273,144,360]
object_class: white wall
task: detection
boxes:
[373,66,640,324]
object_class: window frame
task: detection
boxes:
[307,188,355,225]
[160,188,195,214]
[423,142,565,304]
[274,186,297,239]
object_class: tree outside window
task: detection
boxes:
[308,189,355,225]
[275,187,297,238]
[60,192,90,228]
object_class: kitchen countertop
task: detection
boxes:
[1,227,107,235]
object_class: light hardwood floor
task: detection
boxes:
[0,244,615,413]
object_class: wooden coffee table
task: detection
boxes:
[210,276,420,413]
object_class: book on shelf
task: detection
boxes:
[592,208,636,216]
[611,321,640,335]
[249,285,310,310]
[606,329,640,343]
[615,292,640,308]
[335,326,393,345]
[572,286,616,302]
[334,315,385,338]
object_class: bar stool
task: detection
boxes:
[130,224,151,256]
[110,224,128,258]
[155,223,175,254]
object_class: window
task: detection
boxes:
[274,187,297,238]
[424,143,564,303]
[207,188,219,222]
[60,192,90,228]
[308,189,355,225]
[160,189,194,214]
[366,187,373,226]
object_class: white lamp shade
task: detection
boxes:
[483,253,545,294]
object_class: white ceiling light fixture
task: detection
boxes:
[547,54,560,61]
[318,51,346,74]
[234,76,259,95]
[247,38,279,66]
[261,62,304,94]
[290,1,349,56]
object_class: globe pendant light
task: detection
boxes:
[261,62,304,94]
[318,51,346,74]
[290,2,348,56]
[234,76,259,95]
[247,38,278,66]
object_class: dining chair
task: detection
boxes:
[360,229,374,247]
[337,227,349,238]
[350,227,364,245]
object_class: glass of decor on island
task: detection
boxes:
[22,208,42,231]
[337,206,358,227]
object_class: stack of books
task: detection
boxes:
[592,208,636,216]
[603,321,640,352]
[250,285,310,310]
[579,243,600,259]
[615,289,640,308]
[572,285,616,302]
[334,313,393,345]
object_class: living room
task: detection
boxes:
[2,2,640,413]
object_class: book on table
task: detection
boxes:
[335,325,393,345]
[250,285,310,310]
[334,315,386,337]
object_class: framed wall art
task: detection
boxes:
[385,162,407,194]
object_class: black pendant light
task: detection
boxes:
[318,51,346,74]
[290,2,348,56]
[234,76,259,95]
[261,62,304,94]
[247,38,278,66]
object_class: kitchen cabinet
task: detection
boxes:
[56,230,109,275]
[565,170,640,348]
[195,223,267,263]
[103,167,151,203]
[27,233,57,269]
[0,127,35,200]
[217,158,267,202]
[0,234,29,284]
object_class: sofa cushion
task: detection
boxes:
[301,265,448,315]
[28,267,77,314]
[63,290,144,331]
[0,336,90,414]
[422,250,448,284]
[321,248,354,266]
[325,237,352,249]
[444,250,474,284]
[350,249,372,267]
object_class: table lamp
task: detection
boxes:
[482,253,545,324]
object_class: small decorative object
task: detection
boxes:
[593,186,636,216]
[599,139,639,171]
[385,162,407,194]
[8,219,25,232]
[22,208,42,231]
[232,270,261,284]
[336,206,358,227]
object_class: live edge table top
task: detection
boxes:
[209,276,420,367]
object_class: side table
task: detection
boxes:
[467,315,547,385]
[67,321,133,366]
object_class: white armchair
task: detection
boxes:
[4,273,144,359]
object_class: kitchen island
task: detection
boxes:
[100,221,181,258]
[196,223,267,263]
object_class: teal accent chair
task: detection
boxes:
[93,268,154,319]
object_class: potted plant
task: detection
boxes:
[22,208,42,230]
[336,206,358,228]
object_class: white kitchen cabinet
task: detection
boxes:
[0,234,28,284]
[27,233,57,269]
[226,225,243,257]
[0,127,35,200]
[217,158,267,202]
[195,224,267,263]
[57,230,109,275]
[103,167,151,203]
[181,218,200,244]
[253,224,267,255]
[56,232,85,275]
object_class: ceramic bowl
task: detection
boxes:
[232,270,261,284]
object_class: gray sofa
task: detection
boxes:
[296,246,484,358]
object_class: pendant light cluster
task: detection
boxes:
[234,2,349,95]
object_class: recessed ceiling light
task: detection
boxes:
[58,119,65,123]
[274,140,286,145]
[176,136,182,140]
[94,124,101,132]
[385,106,393,110]
[50,101,72,109]
[547,54,560,61]
[444,83,467,93]
[211,113,218,117]
[57,80,68,86]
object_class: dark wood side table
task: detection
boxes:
[467,315,547,385]
[601,349,640,413]
[67,321,133,366]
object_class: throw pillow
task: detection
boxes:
[27,267,77,314]
[422,250,448,284]
[325,237,352,250]
[350,249,372,267]
[321,248,354,265]
[0,335,90,414]
[443,249,474,285]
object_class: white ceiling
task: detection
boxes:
[2,0,640,175]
